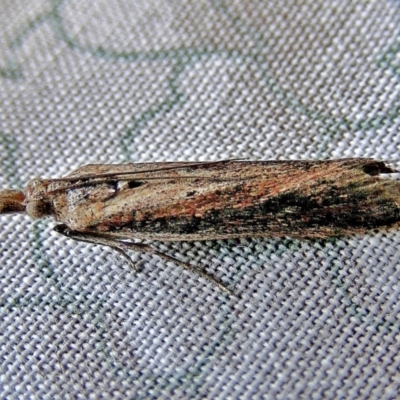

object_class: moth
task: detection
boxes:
[1,159,400,293]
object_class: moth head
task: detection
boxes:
[25,199,55,219]
[24,178,55,219]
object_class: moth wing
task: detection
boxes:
[55,157,400,240]
[65,160,242,179]
[63,158,388,184]
[65,161,205,178]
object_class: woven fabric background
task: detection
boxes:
[1,1,400,399]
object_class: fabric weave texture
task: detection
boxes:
[1,1,400,399]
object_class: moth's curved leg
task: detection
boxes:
[121,241,232,294]
[53,224,142,272]
[53,224,232,294]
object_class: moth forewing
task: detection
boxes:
[21,159,400,240]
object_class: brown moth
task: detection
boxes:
[1,159,400,293]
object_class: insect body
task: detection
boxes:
[1,159,400,292]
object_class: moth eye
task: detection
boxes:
[26,200,54,219]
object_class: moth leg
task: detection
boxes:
[53,224,142,272]
[54,224,231,294]
[121,241,232,294]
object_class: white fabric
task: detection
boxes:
[1,1,400,398]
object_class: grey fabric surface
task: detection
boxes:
[1,1,400,399]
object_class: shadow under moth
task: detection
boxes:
[1,159,399,293]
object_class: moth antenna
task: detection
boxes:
[0,189,26,215]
